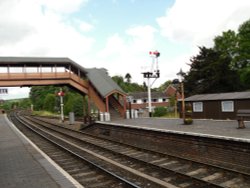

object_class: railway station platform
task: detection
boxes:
[35,115,250,142]
[38,115,250,141]
[107,118,250,141]
[0,115,82,188]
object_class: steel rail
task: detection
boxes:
[11,112,141,188]
[21,115,234,188]
[31,115,250,177]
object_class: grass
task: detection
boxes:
[32,110,59,117]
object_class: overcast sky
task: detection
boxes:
[1,0,250,100]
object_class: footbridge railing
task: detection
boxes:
[0,57,126,118]
[0,72,89,94]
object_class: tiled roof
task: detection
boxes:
[0,56,74,65]
[129,91,167,99]
[86,68,126,98]
[185,91,250,101]
[0,56,87,73]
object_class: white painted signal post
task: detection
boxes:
[142,51,160,117]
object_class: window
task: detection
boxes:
[193,102,203,112]
[133,100,137,104]
[221,101,234,112]
[137,99,143,104]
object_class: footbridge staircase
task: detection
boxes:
[0,57,127,118]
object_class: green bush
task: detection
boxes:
[184,118,193,125]
[64,93,84,117]
[43,94,56,112]
[153,107,167,117]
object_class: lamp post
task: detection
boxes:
[177,69,185,122]
[171,79,179,118]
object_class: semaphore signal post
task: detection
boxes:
[57,88,65,122]
[142,50,160,117]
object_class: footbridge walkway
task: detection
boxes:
[0,57,127,118]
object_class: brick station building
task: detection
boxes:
[127,85,181,115]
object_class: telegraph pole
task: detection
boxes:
[142,51,160,117]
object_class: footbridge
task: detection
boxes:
[0,57,127,118]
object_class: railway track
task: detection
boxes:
[9,112,141,188]
[9,112,250,188]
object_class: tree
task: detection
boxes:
[72,96,84,117]
[43,94,56,112]
[64,92,84,117]
[29,85,84,116]
[157,80,172,92]
[185,46,242,96]
[214,30,237,58]
[112,75,145,93]
[19,98,32,109]
[232,19,250,69]
[184,19,250,95]
[233,19,250,87]
[112,75,124,85]
[1,102,12,111]
[125,73,132,83]
[30,86,58,110]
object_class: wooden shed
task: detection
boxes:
[185,91,250,120]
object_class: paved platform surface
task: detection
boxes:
[0,115,81,188]
[108,118,250,141]
[39,116,250,141]
[46,116,250,141]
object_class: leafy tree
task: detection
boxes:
[64,92,84,117]
[112,75,145,93]
[233,19,250,87]
[64,94,75,116]
[124,82,145,92]
[11,102,19,109]
[72,96,84,117]
[213,29,248,90]
[232,19,250,69]
[157,80,172,92]
[30,86,58,110]
[214,30,237,58]
[168,95,176,107]
[239,67,250,87]
[19,98,32,109]
[112,76,124,86]
[184,19,250,95]
[1,102,12,111]
[43,94,56,112]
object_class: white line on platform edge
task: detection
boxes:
[97,121,250,143]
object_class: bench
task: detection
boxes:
[236,109,250,129]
